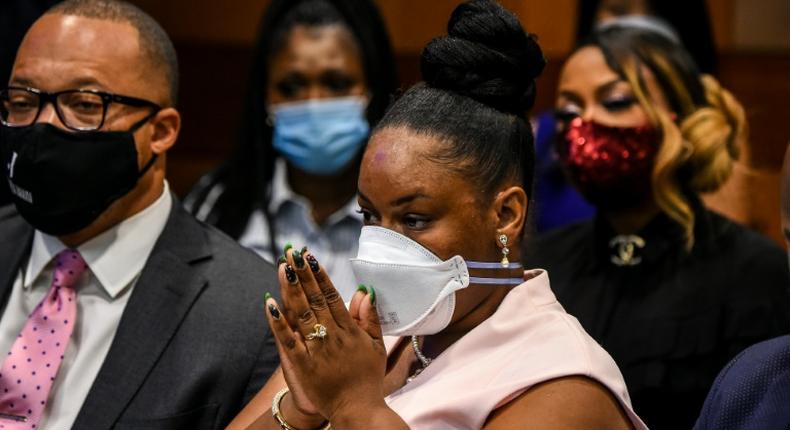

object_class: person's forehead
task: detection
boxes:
[560,47,620,89]
[361,128,456,188]
[360,128,480,212]
[365,128,432,167]
[278,25,360,66]
[11,14,147,94]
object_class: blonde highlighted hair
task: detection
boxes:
[586,24,747,249]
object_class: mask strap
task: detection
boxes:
[128,109,159,133]
[138,154,158,178]
[466,261,524,286]
[468,277,524,285]
[466,262,523,270]
[129,109,161,178]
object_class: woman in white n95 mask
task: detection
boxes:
[229,1,647,429]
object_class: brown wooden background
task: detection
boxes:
[125,0,790,203]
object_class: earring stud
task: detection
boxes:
[499,234,510,268]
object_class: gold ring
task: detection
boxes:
[305,323,327,340]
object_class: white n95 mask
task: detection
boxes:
[350,226,523,337]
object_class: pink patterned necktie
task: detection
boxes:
[0,249,85,429]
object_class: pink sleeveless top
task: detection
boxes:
[383,269,647,429]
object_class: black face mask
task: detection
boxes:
[0,117,157,236]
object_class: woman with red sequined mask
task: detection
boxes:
[525,17,790,430]
[555,16,728,230]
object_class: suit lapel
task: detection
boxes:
[0,206,34,313]
[72,200,212,429]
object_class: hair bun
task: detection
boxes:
[420,0,546,115]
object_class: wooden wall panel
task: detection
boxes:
[375,0,576,56]
[131,0,577,54]
[707,0,735,51]
[123,0,789,200]
[734,0,790,50]
[129,0,270,44]
[375,1,460,54]
[501,0,577,56]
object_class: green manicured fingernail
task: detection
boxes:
[283,243,293,254]
[301,246,308,254]
[265,292,272,301]
[369,286,376,305]
[357,284,368,294]
[277,255,286,266]
[292,249,305,269]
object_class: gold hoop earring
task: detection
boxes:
[499,234,510,268]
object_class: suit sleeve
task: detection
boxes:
[692,349,744,429]
[241,320,280,405]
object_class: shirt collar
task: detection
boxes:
[24,181,173,299]
[268,158,362,223]
[268,158,301,214]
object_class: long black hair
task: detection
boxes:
[375,0,544,206]
[186,0,398,239]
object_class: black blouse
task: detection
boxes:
[524,203,790,429]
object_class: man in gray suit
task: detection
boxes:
[0,0,279,428]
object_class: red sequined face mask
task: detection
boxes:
[559,117,660,208]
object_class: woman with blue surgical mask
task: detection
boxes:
[185,0,397,299]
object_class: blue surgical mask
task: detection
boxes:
[271,96,369,176]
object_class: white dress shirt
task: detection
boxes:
[239,159,362,300]
[0,182,172,430]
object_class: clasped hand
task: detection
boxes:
[265,247,392,425]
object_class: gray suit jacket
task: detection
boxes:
[0,198,280,429]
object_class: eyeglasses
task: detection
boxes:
[0,86,161,131]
